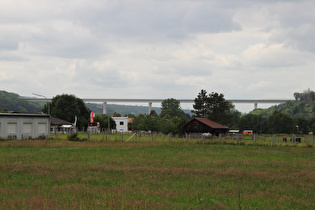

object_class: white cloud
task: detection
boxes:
[241,43,306,69]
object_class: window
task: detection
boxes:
[120,121,124,125]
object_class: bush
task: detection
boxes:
[67,133,81,141]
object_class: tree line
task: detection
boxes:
[2,90,314,135]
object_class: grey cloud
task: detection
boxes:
[75,1,241,41]
[265,1,315,52]
[1,0,241,59]
[0,53,29,62]
[0,40,19,51]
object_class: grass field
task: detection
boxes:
[0,134,314,209]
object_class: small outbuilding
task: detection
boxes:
[112,116,129,132]
[0,112,50,140]
[183,117,229,136]
[50,116,73,134]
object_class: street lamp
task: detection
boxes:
[32,93,50,115]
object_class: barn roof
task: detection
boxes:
[183,117,229,129]
[50,116,72,126]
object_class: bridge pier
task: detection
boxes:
[103,102,107,114]
[148,102,152,114]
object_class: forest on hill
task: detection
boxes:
[0,91,43,113]
[1,89,314,121]
[0,90,191,116]
[250,89,315,120]
[85,103,162,116]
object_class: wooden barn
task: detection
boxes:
[183,117,229,136]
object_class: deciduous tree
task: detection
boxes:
[160,98,188,120]
[46,94,90,130]
[268,111,293,134]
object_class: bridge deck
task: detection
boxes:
[22,97,293,104]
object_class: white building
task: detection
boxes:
[112,117,129,132]
[0,113,50,140]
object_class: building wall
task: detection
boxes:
[184,120,212,133]
[0,115,50,140]
[112,117,128,132]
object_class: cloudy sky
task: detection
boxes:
[1,0,314,113]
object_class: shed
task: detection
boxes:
[112,117,129,132]
[0,112,50,140]
[50,116,73,134]
[183,117,229,136]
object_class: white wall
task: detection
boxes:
[112,117,128,132]
[0,114,50,140]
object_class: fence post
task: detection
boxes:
[272,135,276,146]
[87,130,90,141]
[169,133,172,141]
[253,134,256,143]
[121,132,123,142]
[219,133,222,143]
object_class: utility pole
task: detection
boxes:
[33,93,50,115]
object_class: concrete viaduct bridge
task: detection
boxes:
[23,97,293,114]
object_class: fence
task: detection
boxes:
[69,130,315,147]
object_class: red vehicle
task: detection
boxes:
[242,130,253,135]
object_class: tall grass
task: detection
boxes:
[0,136,314,209]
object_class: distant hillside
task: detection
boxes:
[0,91,43,112]
[86,103,162,116]
[250,89,315,120]
[86,103,193,116]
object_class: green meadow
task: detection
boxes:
[0,134,314,209]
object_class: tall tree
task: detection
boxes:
[46,94,91,130]
[192,90,233,125]
[94,114,116,130]
[309,117,315,134]
[239,114,268,134]
[206,92,233,124]
[192,89,208,118]
[295,117,309,134]
[160,98,188,120]
[268,111,293,134]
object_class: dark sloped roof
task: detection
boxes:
[183,117,229,129]
[50,116,72,125]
